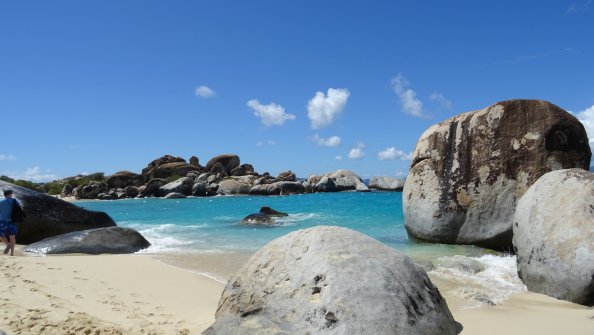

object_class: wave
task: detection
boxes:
[430,254,526,308]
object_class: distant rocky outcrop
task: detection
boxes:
[513,169,594,306]
[0,181,116,244]
[305,170,369,193]
[369,176,405,191]
[203,226,459,335]
[57,152,385,201]
[24,227,151,255]
[403,100,591,250]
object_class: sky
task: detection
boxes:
[1,1,593,182]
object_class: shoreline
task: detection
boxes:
[0,247,592,334]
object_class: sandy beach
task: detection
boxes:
[0,246,592,335]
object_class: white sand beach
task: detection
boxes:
[0,247,591,335]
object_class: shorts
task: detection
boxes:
[0,221,16,236]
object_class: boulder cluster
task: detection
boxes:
[403,99,593,306]
[61,154,395,200]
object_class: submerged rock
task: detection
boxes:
[24,227,151,255]
[404,99,591,250]
[203,226,459,335]
[513,169,594,306]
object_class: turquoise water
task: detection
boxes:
[76,192,484,258]
[75,192,526,305]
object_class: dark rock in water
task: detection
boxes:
[164,192,186,199]
[513,169,594,306]
[24,227,151,255]
[203,226,458,335]
[404,99,591,250]
[240,213,275,225]
[259,206,288,217]
[206,154,240,174]
[0,181,116,244]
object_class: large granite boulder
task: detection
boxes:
[141,155,186,181]
[203,226,458,335]
[157,177,194,197]
[249,182,306,196]
[240,213,275,225]
[24,227,151,255]
[310,170,369,192]
[139,178,167,197]
[206,154,240,174]
[0,181,116,244]
[217,178,251,195]
[403,100,591,250]
[80,181,109,199]
[105,170,143,189]
[276,170,296,182]
[369,176,405,191]
[513,169,594,306]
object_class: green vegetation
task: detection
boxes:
[166,175,182,183]
[1,173,107,195]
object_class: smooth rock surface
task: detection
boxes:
[24,227,151,255]
[203,226,458,335]
[404,100,591,249]
[369,176,405,191]
[0,181,116,244]
[513,169,594,306]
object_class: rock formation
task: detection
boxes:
[24,227,151,255]
[513,169,594,306]
[403,100,591,250]
[369,176,405,191]
[0,181,116,244]
[203,226,458,335]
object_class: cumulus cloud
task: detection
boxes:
[247,99,296,127]
[576,104,594,151]
[311,134,341,147]
[391,74,428,118]
[377,147,412,161]
[0,154,16,161]
[307,88,350,129]
[348,142,365,160]
[8,167,58,183]
[195,85,215,98]
[430,92,453,110]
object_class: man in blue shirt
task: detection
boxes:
[0,189,21,256]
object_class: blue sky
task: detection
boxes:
[1,1,593,182]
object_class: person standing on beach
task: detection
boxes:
[0,189,21,256]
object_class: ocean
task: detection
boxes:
[75,191,526,307]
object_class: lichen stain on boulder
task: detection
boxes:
[403,99,591,250]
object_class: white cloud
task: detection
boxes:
[576,104,594,151]
[348,142,365,160]
[307,88,350,129]
[0,154,16,161]
[377,147,412,161]
[195,85,215,98]
[311,134,341,147]
[256,140,277,147]
[430,92,453,110]
[335,155,343,160]
[566,1,592,14]
[9,167,59,183]
[391,74,428,118]
[247,99,296,127]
